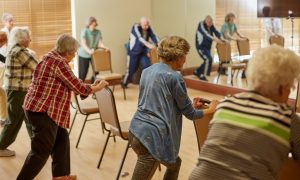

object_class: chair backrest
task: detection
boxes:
[216,42,231,63]
[92,49,112,72]
[193,113,214,154]
[270,35,284,47]
[150,48,159,64]
[95,87,123,136]
[237,39,250,56]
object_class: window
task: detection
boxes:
[0,0,71,58]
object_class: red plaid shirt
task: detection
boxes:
[23,50,92,128]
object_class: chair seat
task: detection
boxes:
[96,73,122,81]
[77,99,99,114]
[110,121,130,139]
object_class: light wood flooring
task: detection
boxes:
[0,85,222,180]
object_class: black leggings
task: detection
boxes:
[78,56,96,83]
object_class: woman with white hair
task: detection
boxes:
[0,27,38,157]
[0,13,14,57]
[78,16,108,83]
[17,34,108,180]
[189,45,300,179]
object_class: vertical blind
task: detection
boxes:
[0,0,71,58]
[216,0,300,54]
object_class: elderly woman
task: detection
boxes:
[220,12,246,41]
[189,45,300,180]
[17,34,108,180]
[78,16,108,82]
[0,31,8,123]
[0,27,38,157]
[129,36,218,180]
[0,13,14,58]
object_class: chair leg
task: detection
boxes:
[122,85,126,100]
[113,135,116,142]
[76,115,89,148]
[216,73,221,84]
[97,131,111,169]
[69,110,78,135]
[112,85,115,92]
[100,119,105,134]
[115,141,130,180]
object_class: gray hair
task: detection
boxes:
[9,27,30,47]
[246,44,300,98]
[2,13,13,23]
[54,34,79,55]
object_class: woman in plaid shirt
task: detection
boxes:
[17,34,108,180]
[0,27,38,157]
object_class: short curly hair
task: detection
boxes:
[246,44,300,97]
[157,36,190,62]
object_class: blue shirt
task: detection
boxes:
[129,63,203,163]
[196,21,221,49]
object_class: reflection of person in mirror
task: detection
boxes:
[123,16,158,88]
[194,16,223,81]
[264,18,282,44]
[220,12,247,41]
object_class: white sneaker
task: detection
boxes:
[0,149,15,157]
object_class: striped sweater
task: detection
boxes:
[190,91,300,180]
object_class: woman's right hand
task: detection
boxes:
[91,80,109,93]
[89,48,95,55]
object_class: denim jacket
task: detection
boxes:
[129,63,203,163]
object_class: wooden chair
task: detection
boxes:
[216,42,246,86]
[269,35,284,47]
[69,93,104,148]
[95,87,131,179]
[149,48,159,64]
[92,49,126,100]
[237,39,250,57]
[193,110,300,180]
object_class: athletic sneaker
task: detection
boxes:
[0,149,15,157]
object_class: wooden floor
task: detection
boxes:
[0,85,222,180]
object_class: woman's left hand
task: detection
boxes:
[193,97,204,109]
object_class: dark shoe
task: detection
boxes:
[199,76,208,81]
[241,71,246,79]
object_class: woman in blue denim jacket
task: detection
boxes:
[129,36,218,180]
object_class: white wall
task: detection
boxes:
[72,0,151,77]
[72,0,215,76]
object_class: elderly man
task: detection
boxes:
[17,34,108,180]
[123,16,158,88]
[0,27,38,157]
[194,16,223,81]
[189,45,300,180]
